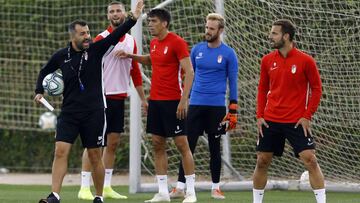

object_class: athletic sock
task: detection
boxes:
[313,188,326,203]
[157,175,168,194]
[185,174,195,194]
[104,169,113,187]
[252,188,264,203]
[81,171,92,188]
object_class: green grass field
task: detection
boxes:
[0,185,359,203]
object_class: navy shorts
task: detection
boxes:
[56,109,106,148]
[146,100,185,137]
[105,98,125,134]
[186,105,226,136]
[256,121,316,157]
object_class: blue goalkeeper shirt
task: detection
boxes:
[190,42,238,106]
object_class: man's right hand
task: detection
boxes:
[113,50,129,59]
[257,118,269,137]
[34,94,43,104]
[132,0,144,20]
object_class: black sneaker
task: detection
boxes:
[39,193,60,203]
[93,197,103,203]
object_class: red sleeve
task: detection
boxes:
[256,57,269,119]
[130,39,143,87]
[175,37,190,60]
[93,35,104,43]
[303,57,322,120]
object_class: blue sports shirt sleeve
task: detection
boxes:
[227,49,238,103]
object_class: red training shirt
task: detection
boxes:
[149,32,189,100]
[256,48,322,123]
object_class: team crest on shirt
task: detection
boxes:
[151,45,156,52]
[291,65,297,74]
[164,46,168,54]
[217,55,223,63]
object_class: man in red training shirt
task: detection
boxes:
[252,19,325,203]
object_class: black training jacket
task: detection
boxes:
[35,18,137,113]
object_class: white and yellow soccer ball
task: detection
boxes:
[42,72,64,96]
[300,170,309,182]
[38,112,57,130]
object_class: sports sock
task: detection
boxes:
[176,181,186,190]
[252,188,264,203]
[81,171,92,188]
[104,169,113,187]
[185,174,195,195]
[156,175,168,194]
[313,188,326,203]
[52,192,60,200]
[212,182,220,190]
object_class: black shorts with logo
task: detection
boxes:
[256,121,316,157]
[56,108,106,148]
[105,98,125,134]
[186,105,226,136]
[146,100,185,137]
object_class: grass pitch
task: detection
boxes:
[0,184,359,203]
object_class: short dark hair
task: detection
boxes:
[273,19,296,41]
[147,8,171,28]
[68,20,88,33]
[108,1,125,10]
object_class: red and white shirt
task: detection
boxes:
[256,48,322,123]
[94,26,142,100]
[149,32,189,100]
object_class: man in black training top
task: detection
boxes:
[34,1,144,203]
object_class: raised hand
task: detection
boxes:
[132,0,145,20]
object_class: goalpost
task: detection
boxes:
[128,0,360,193]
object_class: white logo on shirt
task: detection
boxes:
[291,65,297,74]
[195,52,203,59]
[217,55,223,63]
[64,59,72,63]
[164,46,168,54]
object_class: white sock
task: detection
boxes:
[253,188,264,203]
[212,182,220,190]
[81,171,92,188]
[176,181,186,190]
[313,188,326,203]
[104,169,113,187]
[52,192,60,200]
[95,195,104,201]
[157,175,169,195]
[185,174,195,195]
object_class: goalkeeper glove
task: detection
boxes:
[221,102,238,131]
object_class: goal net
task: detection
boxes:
[130,0,360,192]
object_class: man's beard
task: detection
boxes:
[76,39,91,50]
[271,39,285,49]
[111,18,125,27]
[205,33,219,42]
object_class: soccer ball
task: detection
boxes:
[300,170,309,182]
[42,72,64,96]
[38,112,57,130]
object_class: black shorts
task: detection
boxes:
[186,105,226,136]
[105,98,125,134]
[146,100,185,137]
[256,121,316,157]
[56,109,106,148]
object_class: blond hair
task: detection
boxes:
[206,13,225,29]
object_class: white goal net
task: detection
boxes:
[130,0,360,193]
